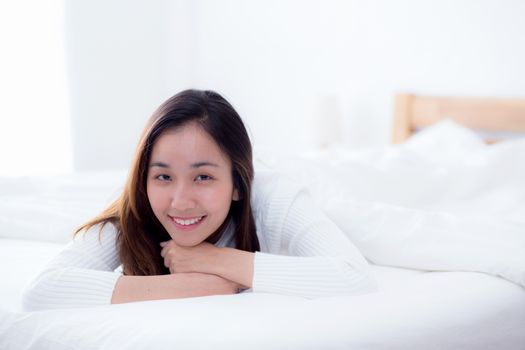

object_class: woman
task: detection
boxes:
[22,89,376,310]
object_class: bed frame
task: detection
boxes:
[392,94,525,143]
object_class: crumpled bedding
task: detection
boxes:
[256,120,525,288]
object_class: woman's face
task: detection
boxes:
[146,122,238,247]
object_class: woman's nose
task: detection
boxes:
[170,183,196,211]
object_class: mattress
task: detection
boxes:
[0,238,524,350]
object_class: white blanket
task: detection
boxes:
[256,120,525,288]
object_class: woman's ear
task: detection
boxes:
[232,188,240,201]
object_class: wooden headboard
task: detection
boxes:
[392,94,525,143]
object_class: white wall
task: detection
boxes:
[0,0,72,176]
[63,0,525,171]
[193,0,525,151]
[64,0,194,171]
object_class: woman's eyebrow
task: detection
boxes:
[149,161,169,168]
[191,161,220,168]
[148,161,220,169]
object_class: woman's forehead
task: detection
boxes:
[150,124,231,167]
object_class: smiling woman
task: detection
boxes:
[21,89,376,310]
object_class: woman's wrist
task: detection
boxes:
[209,247,255,288]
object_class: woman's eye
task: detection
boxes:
[195,174,212,181]
[155,174,171,181]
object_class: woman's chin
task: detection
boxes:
[169,236,205,247]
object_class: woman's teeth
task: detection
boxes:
[173,216,204,226]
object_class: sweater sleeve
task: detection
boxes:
[252,181,377,298]
[22,224,122,311]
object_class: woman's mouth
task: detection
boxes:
[169,215,206,231]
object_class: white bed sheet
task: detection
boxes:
[0,239,64,313]
[1,238,524,350]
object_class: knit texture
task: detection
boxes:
[22,170,376,310]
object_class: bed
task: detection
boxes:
[1,94,525,349]
[392,93,525,143]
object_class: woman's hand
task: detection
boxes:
[160,240,217,274]
[160,239,255,288]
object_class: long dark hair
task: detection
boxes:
[76,89,260,275]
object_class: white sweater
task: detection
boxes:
[22,170,376,310]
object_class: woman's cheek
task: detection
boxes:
[202,187,230,210]
[215,191,236,219]
[148,186,166,214]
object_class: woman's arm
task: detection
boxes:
[22,224,241,311]
[249,185,377,298]
[111,272,240,304]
